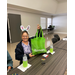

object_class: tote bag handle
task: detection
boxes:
[35,26,44,37]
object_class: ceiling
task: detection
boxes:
[56,0,67,2]
[7,4,67,16]
[7,0,67,16]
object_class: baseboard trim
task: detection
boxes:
[54,32,67,34]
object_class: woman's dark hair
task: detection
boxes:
[22,30,29,35]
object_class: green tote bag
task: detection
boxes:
[31,29,47,55]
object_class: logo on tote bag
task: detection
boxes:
[34,49,45,52]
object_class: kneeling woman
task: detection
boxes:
[15,31,35,64]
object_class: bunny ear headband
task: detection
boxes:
[20,25,30,33]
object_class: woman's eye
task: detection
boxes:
[23,36,28,37]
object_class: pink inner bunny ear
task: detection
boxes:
[22,27,23,29]
[26,25,30,31]
[20,25,25,31]
[27,26,29,30]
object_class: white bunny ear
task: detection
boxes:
[20,25,25,31]
[26,25,30,31]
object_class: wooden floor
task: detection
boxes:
[7,33,67,75]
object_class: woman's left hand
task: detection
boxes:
[29,53,35,57]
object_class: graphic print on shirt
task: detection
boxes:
[22,42,31,54]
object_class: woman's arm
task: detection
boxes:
[15,45,30,61]
[7,51,13,70]
[15,47,24,61]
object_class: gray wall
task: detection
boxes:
[7,9,51,37]
[52,15,67,34]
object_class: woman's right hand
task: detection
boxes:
[7,66,11,72]
[29,53,35,57]
[37,24,41,30]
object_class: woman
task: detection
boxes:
[15,25,42,64]
[7,51,13,72]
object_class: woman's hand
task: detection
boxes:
[37,24,41,30]
[8,66,11,70]
[7,66,11,72]
[29,53,35,57]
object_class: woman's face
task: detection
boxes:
[22,32,29,42]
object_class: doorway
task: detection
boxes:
[8,13,21,43]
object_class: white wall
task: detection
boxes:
[7,9,51,37]
[56,1,67,14]
[7,0,58,14]
[52,15,67,34]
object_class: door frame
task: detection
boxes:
[7,14,12,43]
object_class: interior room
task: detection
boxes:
[7,0,67,75]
